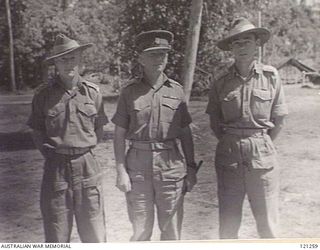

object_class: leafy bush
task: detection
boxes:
[2,0,320,96]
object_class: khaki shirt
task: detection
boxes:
[111,75,192,141]
[28,77,108,149]
[206,62,288,129]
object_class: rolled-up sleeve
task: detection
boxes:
[271,70,289,118]
[179,98,192,128]
[27,93,46,131]
[111,90,130,129]
[205,81,221,117]
[94,92,109,129]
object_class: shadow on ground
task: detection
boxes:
[0,130,114,152]
[0,132,35,151]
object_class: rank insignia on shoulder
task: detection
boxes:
[162,95,180,100]
[214,68,230,81]
[167,78,182,87]
[262,64,277,73]
[34,83,49,94]
[83,80,100,92]
[122,78,139,89]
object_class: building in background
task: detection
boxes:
[277,57,320,85]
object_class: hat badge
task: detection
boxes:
[154,37,161,45]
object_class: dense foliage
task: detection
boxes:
[1,0,320,93]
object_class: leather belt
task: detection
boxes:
[55,147,91,155]
[129,140,176,151]
[222,127,267,138]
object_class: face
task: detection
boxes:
[230,33,259,62]
[54,50,82,79]
[138,50,168,74]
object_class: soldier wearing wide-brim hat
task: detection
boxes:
[217,17,271,51]
[28,34,108,242]
[206,18,288,239]
[45,34,93,63]
[112,30,198,241]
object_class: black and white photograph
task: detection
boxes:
[0,0,319,247]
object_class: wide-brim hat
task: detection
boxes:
[45,34,93,63]
[217,18,270,51]
[135,30,174,52]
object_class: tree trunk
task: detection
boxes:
[61,0,68,10]
[5,0,17,92]
[17,62,24,90]
[258,11,263,63]
[182,0,203,104]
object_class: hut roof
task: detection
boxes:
[277,58,317,72]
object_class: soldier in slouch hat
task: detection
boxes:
[206,18,288,239]
[28,34,108,242]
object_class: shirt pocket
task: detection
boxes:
[46,103,66,136]
[251,89,273,119]
[77,102,97,132]
[161,95,181,123]
[221,90,241,122]
[130,100,151,127]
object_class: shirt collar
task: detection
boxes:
[142,73,170,90]
[55,75,82,97]
[231,60,262,79]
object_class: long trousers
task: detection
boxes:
[40,151,106,242]
[215,133,279,239]
[125,142,186,241]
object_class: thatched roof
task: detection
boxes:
[277,58,317,72]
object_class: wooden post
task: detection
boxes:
[182,0,203,104]
[61,0,68,10]
[258,11,263,63]
[5,0,17,92]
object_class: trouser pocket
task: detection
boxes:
[251,135,278,170]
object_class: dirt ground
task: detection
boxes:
[0,84,319,242]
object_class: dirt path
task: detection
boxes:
[0,85,319,242]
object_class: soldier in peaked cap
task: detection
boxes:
[206,18,288,239]
[28,34,108,242]
[112,30,197,241]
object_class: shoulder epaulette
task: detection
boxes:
[261,64,278,87]
[167,78,182,87]
[83,80,100,92]
[214,68,230,81]
[262,64,277,73]
[122,77,139,89]
[34,83,49,95]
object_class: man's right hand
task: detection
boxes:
[116,169,132,193]
[41,143,55,159]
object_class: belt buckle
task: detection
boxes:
[240,130,245,137]
[150,143,156,151]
